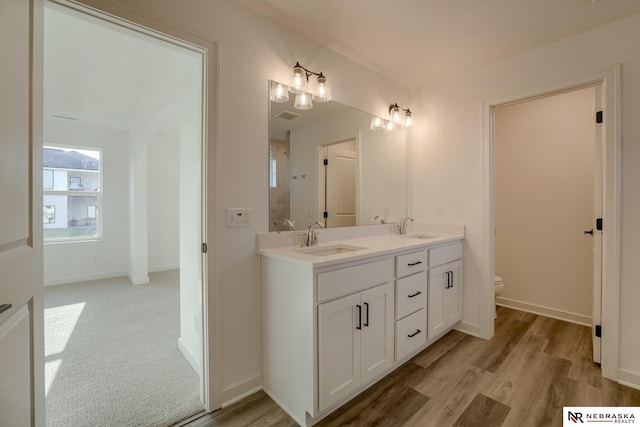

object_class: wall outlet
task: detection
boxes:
[226,208,251,228]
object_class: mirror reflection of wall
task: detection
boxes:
[269,80,407,231]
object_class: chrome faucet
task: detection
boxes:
[301,221,325,247]
[282,218,296,231]
[374,215,386,224]
[398,217,414,235]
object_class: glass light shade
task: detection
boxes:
[294,92,313,110]
[404,110,413,127]
[390,104,402,124]
[289,63,308,93]
[270,81,289,102]
[370,116,385,130]
[385,120,396,131]
[311,73,331,102]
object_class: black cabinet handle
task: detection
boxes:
[408,291,422,298]
[407,329,421,338]
[407,261,422,266]
[449,271,454,288]
[356,304,362,330]
[445,271,451,288]
[0,304,12,315]
[364,302,369,327]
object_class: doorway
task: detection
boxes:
[43,2,210,425]
[482,66,621,381]
[317,139,357,228]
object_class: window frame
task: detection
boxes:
[43,144,103,244]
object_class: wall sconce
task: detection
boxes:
[389,103,413,127]
[270,63,331,110]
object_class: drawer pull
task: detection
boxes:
[356,304,362,330]
[363,302,369,327]
[407,329,421,338]
[407,261,422,267]
[407,291,422,298]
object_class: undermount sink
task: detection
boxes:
[295,244,367,257]
[404,234,442,240]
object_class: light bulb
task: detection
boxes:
[270,81,289,103]
[404,110,413,127]
[385,120,396,131]
[389,104,402,124]
[370,116,385,130]
[289,62,307,93]
[312,73,331,102]
[294,92,313,110]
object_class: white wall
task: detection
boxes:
[494,87,595,324]
[43,118,129,285]
[75,0,412,404]
[412,13,640,386]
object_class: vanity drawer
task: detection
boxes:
[430,242,462,268]
[396,271,427,319]
[317,258,393,302]
[396,250,427,278]
[395,308,427,360]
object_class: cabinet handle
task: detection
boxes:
[449,270,454,288]
[356,304,362,330]
[445,271,450,288]
[408,291,422,298]
[407,329,421,338]
[0,304,12,315]
[363,302,369,327]
[407,261,422,266]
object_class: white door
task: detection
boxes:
[0,0,44,425]
[323,141,356,228]
[592,87,604,363]
[360,282,394,383]
[318,292,361,411]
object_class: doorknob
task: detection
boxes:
[0,304,12,314]
[584,229,594,236]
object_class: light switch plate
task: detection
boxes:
[226,208,251,228]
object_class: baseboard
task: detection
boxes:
[149,264,179,273]
[220,374,263,408]
[454,321,480,337]
[44,271,128,286]
[178,337,201,376]
[496,297,591,326]
[128,274,150,285]
[618,369,640,391]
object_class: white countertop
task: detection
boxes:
[258,232,464,268]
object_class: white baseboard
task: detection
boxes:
[128,274,150,285]
[45,271,128,286]
[220,374,263,408]
[454,321,480,337]
[149,264,179,273]
[496,297,591,326]
[618,369,640,391]
[178,337,201,376]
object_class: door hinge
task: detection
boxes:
[595,324,602,338]
[202,243,208,253]
[323,159,328,166]
[596,218,603,231]
[323,211,328,219]
[596,110,603,124]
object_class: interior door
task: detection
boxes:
[324,141,356,228]
[0,0,44,425]
[592,86,604,363]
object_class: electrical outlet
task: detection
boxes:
[226,208,251,228]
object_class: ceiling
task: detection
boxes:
[237,0,640,88]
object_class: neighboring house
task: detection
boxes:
[43,147,101,240]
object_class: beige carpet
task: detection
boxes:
[45,270,204,427]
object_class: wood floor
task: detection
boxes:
[183,307,640,427]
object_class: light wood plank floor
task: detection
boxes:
[183,307,640,427]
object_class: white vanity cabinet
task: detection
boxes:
[394,250,428,360]
[427,243,463,339]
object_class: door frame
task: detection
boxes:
[45,0,220,411]
[481,65,621,381]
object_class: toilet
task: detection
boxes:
[494,275,504,319]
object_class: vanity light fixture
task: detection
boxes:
[370,116,386,130]
[270,81,289,103]
[389,103,414,127]
[289,61,331,104]
[294,92,313,110]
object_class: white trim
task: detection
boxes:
[178,337,202,376]
[219,375,263,408]
[496,298,591,327]
[482,65,621,381]
[44,271,128,286]
[453,321,480,338]
[127,273,150,286]
[618,370,640,391]
[148,264,180,273]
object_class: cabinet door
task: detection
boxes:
[428,264,448,339]
[445,260,463,326]
[318,293,361,411]
[360,282,394,384]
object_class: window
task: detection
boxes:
[43,146,102,242]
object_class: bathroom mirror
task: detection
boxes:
[269,80,407,232]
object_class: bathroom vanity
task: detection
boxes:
[259,230,464,426]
